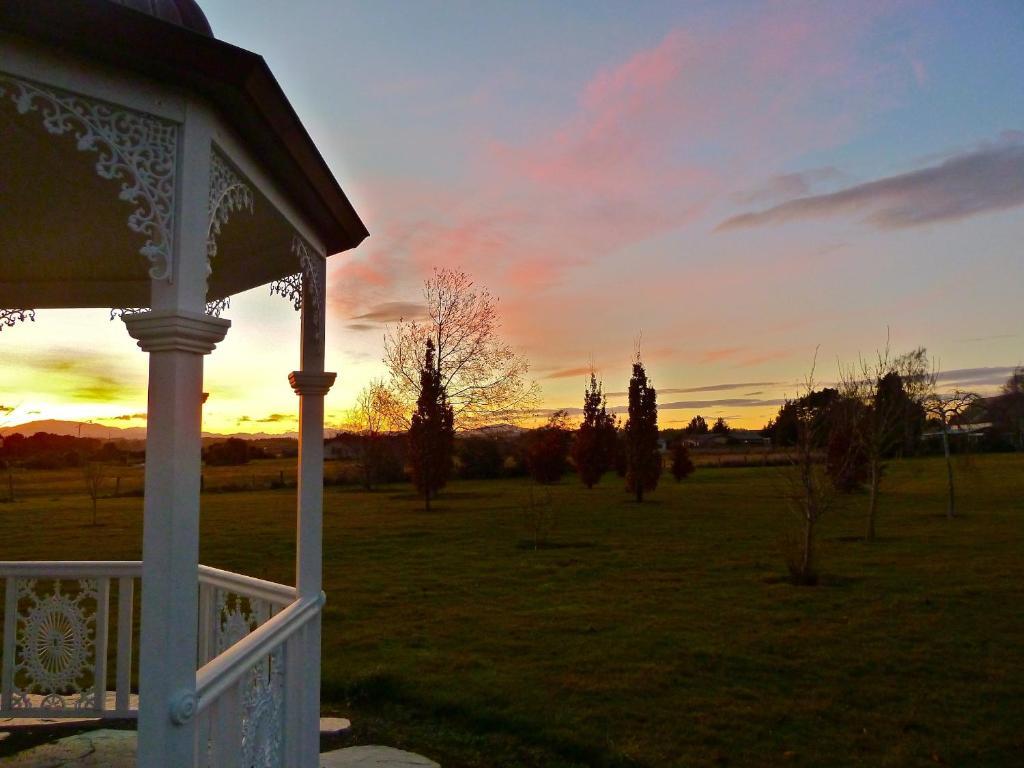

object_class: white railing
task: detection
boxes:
[0,560,142,719]
[196,565,295,667]
[193,592,323,767]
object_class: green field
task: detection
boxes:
[1,455,1022,766]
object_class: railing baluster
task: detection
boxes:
[93,578,111,714]
[282,629,302,764]
[194,705,211,767]
[197,580,212,666]
[211,680,244,768]
[115,576,134,713]
[2,577,15,711]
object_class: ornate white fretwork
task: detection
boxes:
[11,578,99,712]
[269,272,302,310]
[241,647,285,768]
[269,236,325,337]
[0,74,178,281]
[109,307,148,320]
[0,309,36,330]
[110,300,228,319]
[214,590,271,656]
[205,297,230,318]
[207,150,254,265]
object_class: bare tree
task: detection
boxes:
[384,268,538,429]
[923,389,979,519]
[780,355,852,585]
[348,379,404,490]
[352,379,404,435]
[520,487,555,550]
[83,461,107,525]
[840,343,933,541]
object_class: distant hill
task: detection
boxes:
[1,418,535,442]
[463,423,528,438]
[0,419,301,442]
[0,419,147,441]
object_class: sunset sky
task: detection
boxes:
[1,0,1022,434]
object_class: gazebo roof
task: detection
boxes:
[0,0,368,308]
[110,0,214,37]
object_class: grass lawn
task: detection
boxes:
[1,454,1022,766]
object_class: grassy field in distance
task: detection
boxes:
[0,454,1021,767]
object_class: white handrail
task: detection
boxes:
[0,562,297,606]
[0,560,142,577]
[197,564,296,607]
[194,591,323,713]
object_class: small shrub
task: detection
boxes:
[670,442,695,482]
[526,411,571,484]
[458,437,504,479]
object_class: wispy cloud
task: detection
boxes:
[936,366,1018,388]
[696,347,790,367]
[733,166,850,206]
[257,414,290,423]
[543,366,593,380]
[99,413,147,422]
[607,380,779,398]
[350,301,428,324]
[546,395,785,416]
[657,397,786,411]
[955,334,1019,344]
[24,351,139,402]
[718,134,1024,231]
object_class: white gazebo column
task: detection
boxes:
[124,311,229,762]
[288,250,334,764]
[124,114,227,766]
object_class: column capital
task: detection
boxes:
[123,310,230,354]
[289,371,336,397]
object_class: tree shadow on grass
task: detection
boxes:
[515,540,597,551]
[831,535,910,543]
[321,670,653,768]
[761,572,859,587]
[386,490,498,504]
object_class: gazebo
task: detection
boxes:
[0,1,367,765]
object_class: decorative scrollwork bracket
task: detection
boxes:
[207,150,254,269]
[269,235,325,339]
[1,308,36,330]
[0,74,178,281]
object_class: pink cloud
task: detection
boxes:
[329,2,919,372]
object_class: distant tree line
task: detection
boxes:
[0,432,135,469]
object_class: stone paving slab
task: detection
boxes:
[3,729,136,767]
[321,745,440,768]
[0,727,440,768]
[320,716,353,735]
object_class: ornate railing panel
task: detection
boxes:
[194,593,322,768]
[1,562,318,766]
[0,561,141,719]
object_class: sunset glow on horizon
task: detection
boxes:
[1,1,1022,435]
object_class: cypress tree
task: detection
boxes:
[624,358,660,502]
[409,339,454,510]
[572,371,614,488]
